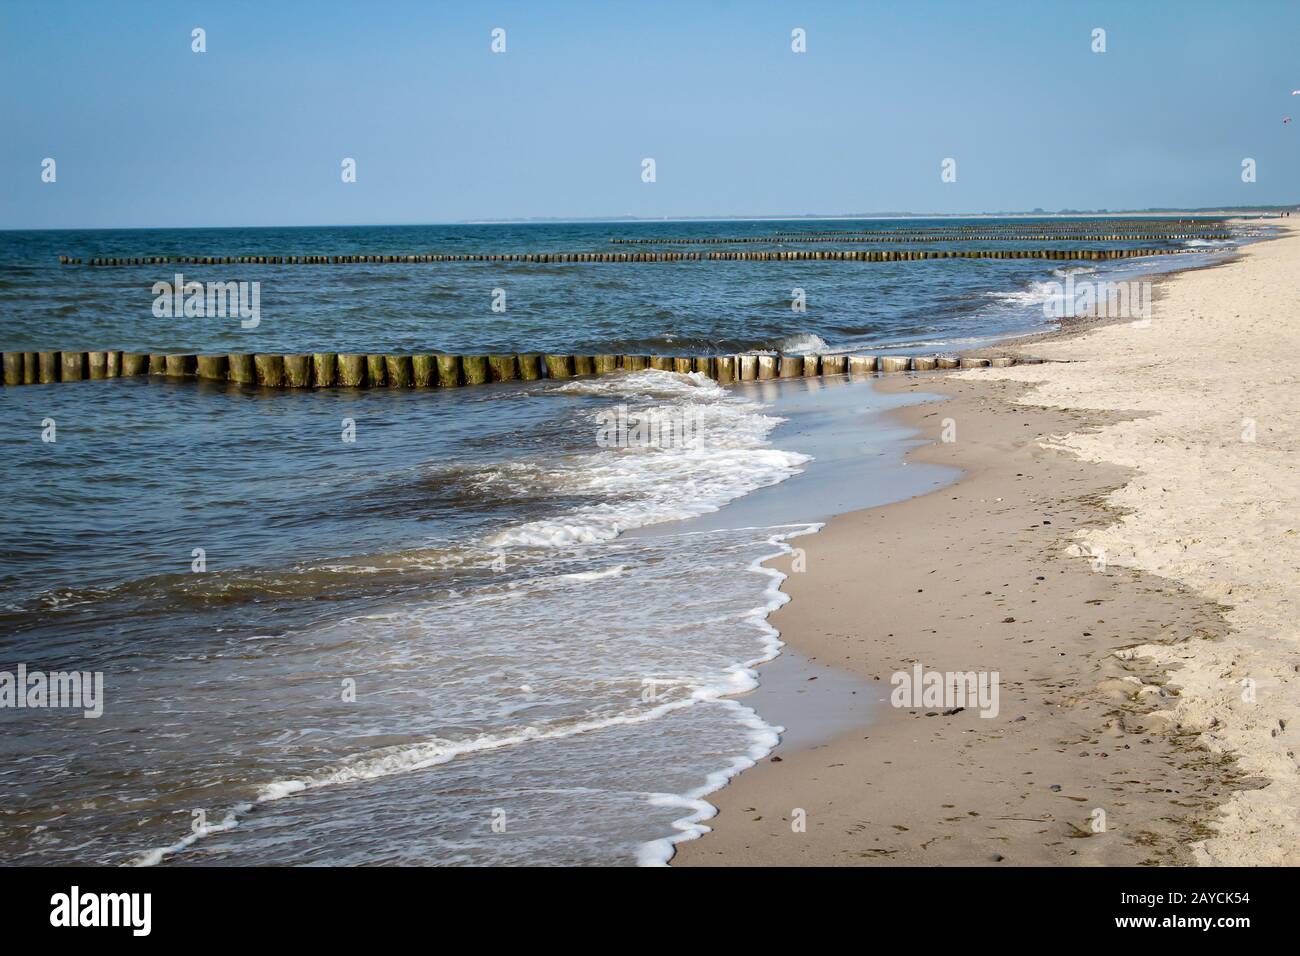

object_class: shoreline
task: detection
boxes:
[674,222,1297,866]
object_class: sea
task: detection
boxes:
[0,218,1256,865]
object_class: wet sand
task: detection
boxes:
[675,221,1296,867]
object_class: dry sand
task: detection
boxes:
[675,221,1298,867]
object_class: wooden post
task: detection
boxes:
[120,353,147,377]
[2,352,21,386]
[462,355,489,385]
[694,356,714,378]
[594,355,618,375]
[847,355,876,374]
[988,356,1016,368]
[757,355,777,380]
[673,357,693,374]
[337,354,367,387]
[738,355,757,381]
[255,354,285,386]
[715,355,736,384]
[166,354,196,377]
[105,352,120,378]
[959,357,990,368]
[149,353,169,376]
[779,355,803,378]
[196,354,228,380]
[622,355,648,371]
[878,355,911,373]
[488,354,518,381]
[383,355,413,387]
[435,354,462,387]
[912,356,938,371]
[62,351,87,381]
[285,354,315,387]
[411,354,435,387]
[366,355,388,387]
[573,355,595,376]
[517,354,542,380]
[821,355,846,375]
[936,356,960,369]
[801,355,820,377]
[650,356,674,371]
[314,353,338,387]
[544,354,573,379]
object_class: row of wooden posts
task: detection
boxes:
[1,350,1032,389]
[608,233,1232,244]
[771,222,1228,235]
[58,247,1192,267]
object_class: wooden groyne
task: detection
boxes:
[1,349,1036,390]
[608,232,1233,244]
[58,247,1196,267]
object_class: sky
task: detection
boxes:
[2,0,1298,229]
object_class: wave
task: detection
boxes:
[772,332,829,354]
[487,372,810,547]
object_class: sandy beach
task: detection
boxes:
[677,220,1299,867]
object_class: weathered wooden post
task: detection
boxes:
[714,355,736,384]
[673,357,693,374]
[313,353,338,387]
[544,354,573,379]
[988,356,1016,367]
[255,354,285,386]
[285,354,315,387]
[121,353,148,377]
[936,356,960,369]
[435,354,462,387]
[196,354,229,380]
[337,354,367,387]
[878,355,911,373]
[959,357,990,368]
[779,355,803,378]
[384,355,413,387]
[757,355,777,380]
[912,356,938,371]
[573,355,595,376]
[594,355,618,375]
[105,352,121,378]
[166,354,196,377]
[62,351,87,381]
[802,355,821,377]
[847,355,876,374]
[365,355,387,387]
[488,354,518,381]
[517,354,542,380]
[411,354,435,387]
[149,353,169,376]
[622,355,648,371]
[461,355,489,385]
[738,355,757,381]
[650,356,673,371]
[2,353,21,386]
[694,356,714,378]
[822,355,847,375]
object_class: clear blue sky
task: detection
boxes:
[2,0,1297,228]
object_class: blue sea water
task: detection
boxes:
[0,218,1250,865]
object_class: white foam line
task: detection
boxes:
[637,522,822,866]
